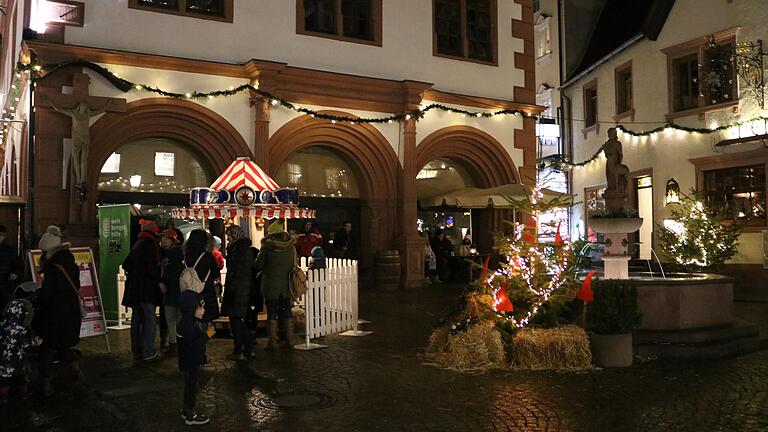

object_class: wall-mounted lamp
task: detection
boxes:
[665,178,680,205]
[129,174,142,188]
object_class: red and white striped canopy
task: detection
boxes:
[210,157,280,191]
[172,205,315,220]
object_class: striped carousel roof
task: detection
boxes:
[210,157,280,191]
[172,205,315,220]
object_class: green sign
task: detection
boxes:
[98,204,131,321]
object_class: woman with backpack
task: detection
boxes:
[256,221,297,351]
[182,230,220,326]
[220,225,256,360]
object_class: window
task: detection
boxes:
[663,28,739,115]
[129,0,233,22]
[704,164,766,221]
[44,1,85,27]
[434,0,497,64]
[672,53,699,112]
[615,62,633,116]
[287,163,303,186]
[297,0,382,46]
[154,152,175,176]
[533,0,540,12]
[535,17,552,59]
[101,153,121,174]
[583,80,598,128]
[536,86,553,119]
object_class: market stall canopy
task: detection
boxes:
[171,205,315,220]
[420,184,570,209]
[210,157,280,191]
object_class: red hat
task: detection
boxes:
[139,219,160,234]
[161,228,178,240]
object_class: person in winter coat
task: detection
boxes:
[256,221,297,350]
[295,220,322,258]
[0,300,37,404]
[33,225,82,396]
[332,221,355,259]
[165,219,184,246]
[220,225,256,360]
[177,290,212,426]
[430,230,454,283]
[183,230,221,324]
[0,224,23,312]
[122,219,162,361]
[309,246,326,270]
[160,229,184,357]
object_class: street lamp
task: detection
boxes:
[129,174,141,188]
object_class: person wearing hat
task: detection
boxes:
[33,225,81,396]
[256,221,297,350]
[309,246,326,270]
[121,219,162,361]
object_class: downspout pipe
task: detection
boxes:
[25,79,34,251]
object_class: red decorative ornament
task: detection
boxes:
[494,285,514,312]
[478,255,491,282]
[554,221,563,246]
[577,270,598,303]
[522,216,537,243]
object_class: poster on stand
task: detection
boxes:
[29,247,108,339]
[98,204,131,321]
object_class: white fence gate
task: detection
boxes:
[295,257,371,350]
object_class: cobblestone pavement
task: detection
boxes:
[3,286,768,432]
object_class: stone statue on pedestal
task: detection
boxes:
[603,128,630,212]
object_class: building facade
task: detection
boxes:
[560,0,768,283]
[0,0,540,287]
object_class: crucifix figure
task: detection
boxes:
[40,95,116,186]
[35,72,126,222]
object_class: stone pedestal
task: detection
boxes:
[602,255,631,279]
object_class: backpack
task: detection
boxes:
[288,247,308,300]
[180,253,211,294]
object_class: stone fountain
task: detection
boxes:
[588,128,643,279]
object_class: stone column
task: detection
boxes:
[400,118,424,289]
[250,93,270,170]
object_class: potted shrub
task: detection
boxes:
[586,280,641,367]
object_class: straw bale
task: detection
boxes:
[509,325,592,371]
[423,321,506,373]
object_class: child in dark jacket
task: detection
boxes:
[0,300,38,403]
[177,290,213,425]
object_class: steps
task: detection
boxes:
[634,321,766,359]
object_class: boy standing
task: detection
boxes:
[177,290,213,425]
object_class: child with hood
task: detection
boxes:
[177,289,213,425]
[309,246,326,270]
[0,300,38,403]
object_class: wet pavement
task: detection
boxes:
[3,285,768,432]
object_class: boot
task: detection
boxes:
[266,320,279,351]
[281,319,295,348]
[160,327,169,350]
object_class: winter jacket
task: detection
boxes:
[33,246,81,350]
[0,242,22,293]
[121,233,162,307]
[0,300,33,378]
[176,290,208,372]
[309,257,326,270]
[221,238,255,319]
[333,229,355,258]
[183,250,220,322]
[161,245,184,307]
[256,233,297,300]
[211,248,225,270]
[295,228,322,257]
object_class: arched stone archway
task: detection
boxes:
[415,125,519,186]
[415,125,520,255]
[86,98,252,220]
[269,112,400,275]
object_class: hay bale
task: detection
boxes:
[423,321,506,372]
[463,293,494,319]
[509,325,592,371]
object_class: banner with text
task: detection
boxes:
[98,204,131,321]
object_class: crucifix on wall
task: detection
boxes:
[35,72,127,222]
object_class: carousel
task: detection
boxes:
[171,157,316,241]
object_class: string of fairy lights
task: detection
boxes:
[7,58,768,168]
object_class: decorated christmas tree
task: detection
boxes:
[657,191,740,271]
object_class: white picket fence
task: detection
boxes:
[295,257,370,350]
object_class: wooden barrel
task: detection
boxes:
[376,250,401,291]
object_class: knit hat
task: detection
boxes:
[139,219,160,233]
[39,225,63,252]
[161,228,178,240]
[225,225,245,243]
[212,235,222,248]
[267,221,284,235]
[311,246,325,259]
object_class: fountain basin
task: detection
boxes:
[588,217,643,234]
[631,273,734,330]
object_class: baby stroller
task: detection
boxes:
[0,282,42,400]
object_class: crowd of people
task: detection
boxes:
[0,217,350,425]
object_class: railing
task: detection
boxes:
[295,257,368,350]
